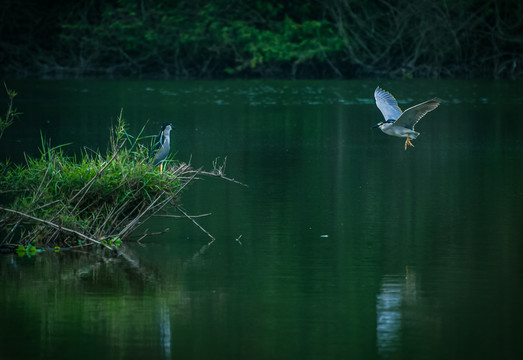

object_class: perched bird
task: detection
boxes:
[373,87,441,150]
[150,123,173,173]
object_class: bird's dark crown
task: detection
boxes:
[372,119,395,128]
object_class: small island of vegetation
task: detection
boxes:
[0,86,239,255]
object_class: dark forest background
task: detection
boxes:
[1,0,522,79]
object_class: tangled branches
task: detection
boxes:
[326,0,523,78]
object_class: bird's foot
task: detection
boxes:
[404,136,415,151]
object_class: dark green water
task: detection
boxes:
[1,80,522,359]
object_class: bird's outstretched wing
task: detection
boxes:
[393,98,441,130]
[375,87,402,121]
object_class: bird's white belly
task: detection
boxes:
[382,126,419,139]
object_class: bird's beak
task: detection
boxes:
[372,123,382,129]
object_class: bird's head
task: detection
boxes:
[372,119,394,129]
[160,123,173,136]
[161,122,173,131]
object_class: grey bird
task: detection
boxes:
[151,123,173,172]
[373,87,441,150]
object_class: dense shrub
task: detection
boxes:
[1,0,522,79]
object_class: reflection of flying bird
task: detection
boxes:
[373,87,441,150]
[150,123,173,173]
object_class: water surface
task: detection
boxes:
[1,80,522,359]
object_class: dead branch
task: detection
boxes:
[0,206,114,250]
[155,213,212,219]
[176,206,216,246]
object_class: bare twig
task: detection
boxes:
[155,213,211,219]
[235,234,243,245]
[176,206,216,246]
[132,227,170,245]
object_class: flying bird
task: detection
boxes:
[373,87,441,150]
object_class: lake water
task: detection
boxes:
[1,80,522,359]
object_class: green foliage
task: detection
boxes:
[1,0,522,78]
[0,112,186,248]
[4,0,345,78]
[2,143,177,212]
[15,242,39,258]
[14,244,63,257]
[222,17,343,75]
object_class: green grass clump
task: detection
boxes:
[0,113,192,250]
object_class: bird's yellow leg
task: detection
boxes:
[404,135,415,151]
[159,163,163,173]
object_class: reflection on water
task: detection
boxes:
[376,267,418,357]
[377,275,404,355]
[0,246,188,360]
[159,301,172,359]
